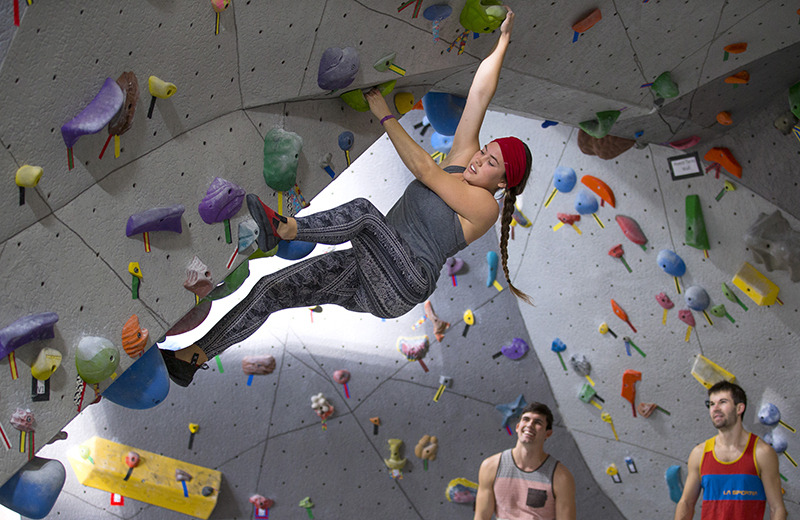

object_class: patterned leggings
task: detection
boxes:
[196,198,431,359]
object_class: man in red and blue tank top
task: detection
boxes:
[674,381,786,519]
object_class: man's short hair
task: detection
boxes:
[521,402,553,430]
[707,381,747,419]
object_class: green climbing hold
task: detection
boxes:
[459,0,506,33]
[578,110,620,139]
[340,80,397,112]
[685,194,710,251]
[651,72,679,99]
[75,336,120,384]
[206,260,251,301]
[789,81,800,120]
[263,128,302,192]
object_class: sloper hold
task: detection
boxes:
[317,46,359,91]
[744,210,800,282]
[340,80,396,112]
[102,343,169,410]
[685,194,710,250]
[578,110,620,139]
[263,128,303,191]
[126,205,185,236]
[0,312,59,359]
[75,336,120,384]
[206,259,251,301]
[577,130,635,160]
[166,300,212,336]
[422,92,467,137]
[61,77,124,148]
[0,457,66,520]
[703,147,741,178]
[651,71,679,99]
[615,215,647,246]
[198,177,245,224]
[460,0,506,33]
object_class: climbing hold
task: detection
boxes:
[263,128,302,191]
[716,111,733,125]
[394,92,415,115]
[250,495,274,510]
[691,354,735,389]
[665,465,683,504]
[572,8,602,37]
[486,251,498,287]
[148,76,177,99]
[175,469,193,482]
[459,0,506,33]
[501,338,529,360]
[621,370,642,417]
[184,256,213,299]
[774,111,798,134]
[211,0,230,34]
[431,131,453,154]
[61,78,124,168]
[373,52,406,76]
[424,300,450,342]
[0,312,59,359]
[15,165,43,205]
[165,300,212,336]
[723,42,747,56]
[398,336,430,371]
[669,135,700,150]
[332,369,350,385]
[496,394,527,428]
[384,438,407,473]
[106,71,139,148]
[31,348,62,381]
[574,190,598,215]
[578,110,620,139]
[703,147,741,178]
[611,299,637,333]
[238,219,260,251]
[744,210,800,282]
[577,130,635,160]
[685,194,710,252]
[724,70,749,84]
[759,403,796,432]
[615,215,648,248]
[789,81,800,119]
[311,392,334,422]
[340,80,396,112]
[542,120,559,128]
[75,336,119,384]
[241,355,276,376]
[422,92,466,136]
[0,457,65,520]
[651,71,679,99]
[657,250,686,277]
[446,478,478,503]
[121,315,148,359]
[709,304,735,323]
[581,175,615,207]
[445,257,464,276]
[198,177,245,225]
[276,240,316,260]
[732,262,780,306]
[415,434,438,462]
[317,46,359,91]
[126,205,185,236]
[206,260,251,301]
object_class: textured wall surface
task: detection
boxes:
[2,0,799,518]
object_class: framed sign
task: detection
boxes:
[668,152,703,181]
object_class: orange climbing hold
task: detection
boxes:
[724,71,750,84]
[723,43,748,54]
[716,111,733,125]
[572,8,602,34]
[704,148,742,178]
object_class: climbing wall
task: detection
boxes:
[2,0,799,518]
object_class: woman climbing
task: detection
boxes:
[162,7,532,386]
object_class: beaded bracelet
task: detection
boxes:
[380,114,396,125]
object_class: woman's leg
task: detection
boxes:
[294,198,431,317]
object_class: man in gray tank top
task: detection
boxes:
[474,403,576,519]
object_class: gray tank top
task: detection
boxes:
[385,165,468,292]
[493,449,558,519]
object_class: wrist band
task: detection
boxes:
[380,114,396,125]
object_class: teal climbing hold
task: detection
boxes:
[459,0,506,33]
[651,72,679,99]
[263,128,302,192]
[578,110,620,139]
[665,465,683,503]
[340,80,396,112]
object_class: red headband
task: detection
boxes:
[493,137,527,189]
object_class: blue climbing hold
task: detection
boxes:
[684,286,710,311]
[574,190,598,215]
[553,166,577,193]
[0,457,66,519]
[430,132,453,154]
[276,240,316,260]
[541,120,559,128]
[665,465,683,503]
[657,250,687,277]
[102,344,169,410]
[422,92,466,136]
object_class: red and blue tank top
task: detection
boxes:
[700,432,766,519]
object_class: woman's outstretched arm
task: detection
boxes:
[445,7,515,167]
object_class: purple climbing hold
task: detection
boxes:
[318,47,360,91]
[126,205,185,236]
[0,312,59,359]
[198,177,245,224]
[501,338,529,360]
[61,78,124,148]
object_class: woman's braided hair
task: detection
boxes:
[499,141,533,305]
